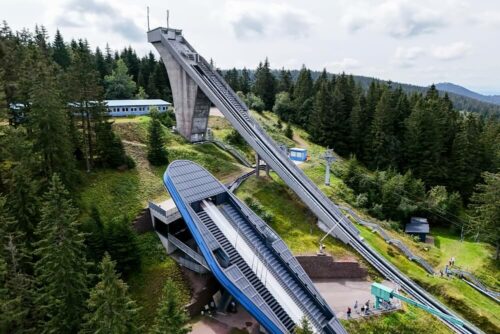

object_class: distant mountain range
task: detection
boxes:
[284,70,500,116]
[227,68,500,116]
[434,83,500,106]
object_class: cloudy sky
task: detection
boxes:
[2,0,500,94]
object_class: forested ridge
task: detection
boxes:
[0,22,499,334]
[0,23,189,333]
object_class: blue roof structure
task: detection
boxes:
[405,217,429,234]
[105,99,170,107]
[164,160,346,334]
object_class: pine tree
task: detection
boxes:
[147,107,169,166]
[370,89,400,169]
[277,68,293,94]
[81,254,141,334]
[52,29,70,69]
[0,127,40,239]
[253,58,276,111]
[284,123,293,139]
[309,81,333,145]
[149,279,190,334]
[94,46,109,80]
[0,68,7,120]
[34,174,88,333]
[468,172,500,259]
[94,111,130,169]
[0,197,35,333]
[66,42,107,172]
[104,59,137,99]
[449,115,482,198]
[404,99,445,186]
[328,81,351,156]
[82,205,106,265]
[29,57,77,187]
[293,66,314,125]
[224,68,240,91]
[295,316,313,334]
[105,216,141,276]
[349,92,365,158]
[239,67,251,94]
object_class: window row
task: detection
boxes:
[109,106,168,112]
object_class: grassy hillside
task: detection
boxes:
[77,116,247,329]
[243,111,500,332]
[79,116,245,221]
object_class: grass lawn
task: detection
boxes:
[358,225,500,333]
[341,304,452,334]
[79,116,245,221]
[235,174,356,260]
[433,227,499,289]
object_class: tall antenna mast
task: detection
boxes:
[147,6,150,31]
[167,10,170,28]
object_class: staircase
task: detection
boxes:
[196,210,296,332]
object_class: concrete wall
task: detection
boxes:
[296,255,367,279]
[152,43,210,142]
[131,208,153,233]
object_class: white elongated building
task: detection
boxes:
[105,99,171,116]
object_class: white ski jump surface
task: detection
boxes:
[201,200,311,330]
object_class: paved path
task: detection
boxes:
[313,279,398,319]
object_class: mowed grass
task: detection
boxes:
[79,116,244,221]
[342,304,452,334]
[433,227,499,289]
[235,174,355,260]
[358,225,500,332]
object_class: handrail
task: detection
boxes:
[219,204,329,331]
[339,206,435,275]
[168,233,210,270]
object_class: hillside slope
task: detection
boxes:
[436,82,500,105]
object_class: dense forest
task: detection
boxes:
[0,22,499,333]
[0,23,189,333]
[229,61,498,247]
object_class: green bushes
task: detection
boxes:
[243,197,275,224]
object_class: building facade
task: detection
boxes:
[106,99,171,116]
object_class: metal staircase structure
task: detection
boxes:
[148,27,480,334]
[164,160,345,334]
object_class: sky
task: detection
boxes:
[2,0,500,94]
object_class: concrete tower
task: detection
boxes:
[148,28,210,142]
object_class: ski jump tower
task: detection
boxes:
[149,28,210,142]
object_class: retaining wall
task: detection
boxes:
[296,255,367,279]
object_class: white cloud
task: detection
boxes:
[53,0,143,42]
[393,46,425,67]
[341,0,447,38]
[325,58,361,72]
[432,42,471,60]
[220,1,316,39]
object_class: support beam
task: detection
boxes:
[255,153,261,177]
[150,33,210,142]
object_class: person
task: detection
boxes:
[451,256,455,266]
[347,307,352,318]
[439,269,443,277]
[365,300,370,314]
[354,300,358,313]
[360,305,365,314]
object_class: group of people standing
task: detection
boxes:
[346,300,371,318]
